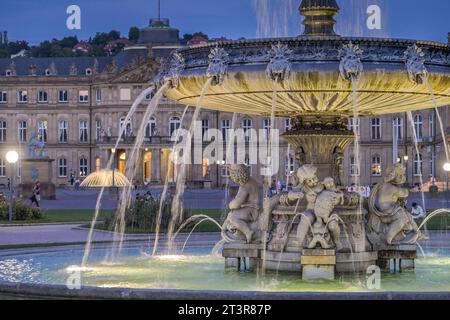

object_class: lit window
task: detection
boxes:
[79,90,89,103]
[58,158,67,177]
[59,90,68,103]
[79,157,88,177]
[38,90,48,103]
[120,88,131,101]
[371,156,382,176]
[17,90,28,103]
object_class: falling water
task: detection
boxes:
[107,83,170,261]
[151,105,190,256]
[422,77,450,164]
[81,85,162,267]
[406,111,427,211]
[251,0,297,38]
[350,78,363,215]
[418,209,450,230]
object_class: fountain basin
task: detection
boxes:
[165,37,450,117]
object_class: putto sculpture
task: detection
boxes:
[165,51,185,89]
[338,42,364,82]
[367,164,426,246]
[266,43,292,82]
[206,47,229,86]
[404,44,427,84]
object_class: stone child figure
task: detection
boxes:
[222,164,262,244]
[368,164,425,245]
[309,177,345,250]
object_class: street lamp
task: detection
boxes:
[111,148,116,188]
[444,162,450,208]
[403,155,409,186]
[5,151,19,222]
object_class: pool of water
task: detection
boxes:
[0,244,450,292]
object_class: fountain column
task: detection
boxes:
[151,147,162,183]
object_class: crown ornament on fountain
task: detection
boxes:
[339,42,364,82]
[206,46,229,86]
[165,51,185,89]
[153,57,169,90]
[404,44,428,85]
[299,0,340,36]
[266,42,293,83]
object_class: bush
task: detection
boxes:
[0,195,44,221]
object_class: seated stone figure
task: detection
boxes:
[222,164,265,244]
[367,164,426,246]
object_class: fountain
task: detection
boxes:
[160,0,450,279]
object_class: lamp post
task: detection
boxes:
[5,151,19,222]
[111,148,116,188]
[444,162,450,208]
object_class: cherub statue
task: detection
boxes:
[367,164,426,245]
[222,164,264,244]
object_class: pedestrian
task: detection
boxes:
[74,178,80,190]
[30,181,41,208]
[70,173,75,186]
[411,202,425,219]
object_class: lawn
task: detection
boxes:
[0,209,114,224]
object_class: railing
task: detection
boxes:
[95,135,174,145]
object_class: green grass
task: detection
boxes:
[417,215,450,231]
[0,209,114,225]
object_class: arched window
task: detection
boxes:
[146,117,157,137]
[393,117,403,140]
[37,120,48,142]
[169,116,181,136]
[413,153,423,176]
[371,155,382,176]
[119,117,132,138]
[414,114,423,140]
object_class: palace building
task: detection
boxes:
[0,19,449,189]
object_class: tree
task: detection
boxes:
[128,27,140,42]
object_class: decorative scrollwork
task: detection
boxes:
[338,42,363,82]
[206,47,229,86]
[165,51,185,88]
[404,44,427,84]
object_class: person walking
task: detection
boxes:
[30,181,41,208]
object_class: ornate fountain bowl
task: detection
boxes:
[164,37,450,117]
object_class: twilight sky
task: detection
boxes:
[0,0,449,45]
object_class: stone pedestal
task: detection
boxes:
[377,244,417,273]
[301,249,336,280]
[222,243,263,272]
[19,158,55,200]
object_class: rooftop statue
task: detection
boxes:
[27,133,47,159]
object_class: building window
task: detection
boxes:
[0,121,6,143]
[59,90,68,102]
[429,112,435,138]
[38,90,48,103]
[371,118,381,140]
[17,90,28,103]
[430,151,436,177]
[85,68,92,76]
[119,117,132,138]
[371,155,382,176]
[242,119,252,142]
[59,120,68,143]
[393,117,403,140]
[0,91,7,103]
[79,120,88,143]
[17,160,22,178]
[79,90,89,103]
[120,88,131,101]
[0,157,5,177]
[414,114,423,140]
[58,158,67,177]
[221,119,231,142]
[17,121,27,143]
[37,120,48,142]
[221,166,230,177]
[202,119,209,141]
[95,120,102,141]
[413,153,423,176]
[145,117,156,137]
[350,156,359,176]
[348,117,360,133]
[95,88,102,102]
[263,118,271,140]
[79,157,88,177]
[169,116,181,136]
[284,118,292,132]
[145,92,154,100]
[285,153,295,176]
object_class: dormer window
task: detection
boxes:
[85,68,92,76]
[45,69,51,76]
[5,70,12,77]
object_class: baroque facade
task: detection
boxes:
[0,19,449,189]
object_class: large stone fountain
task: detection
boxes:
[158,0,450,279]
